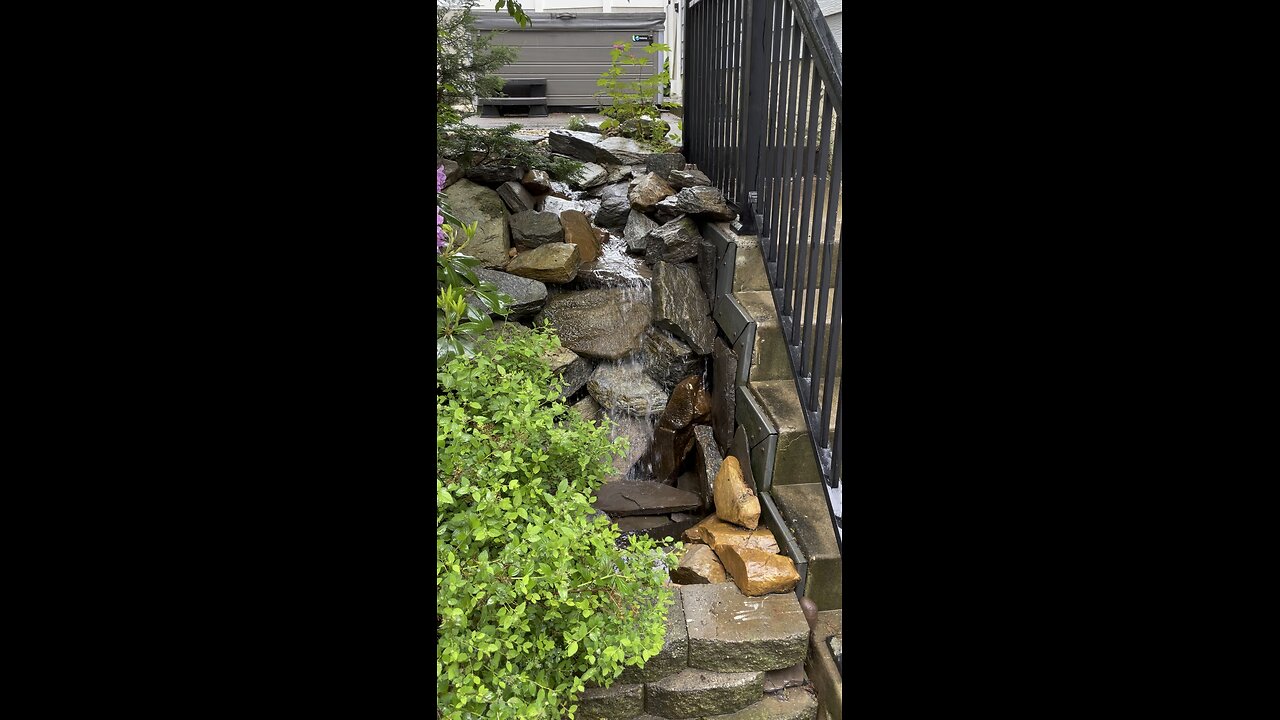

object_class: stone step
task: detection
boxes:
[732,232,840,294]
[734,290,840,384]
[705,687,819,720]
[680,582,810,673]
[645,668,763,719]
[806,609,842,720]
[769,484,841,612]
[748,379,839,488]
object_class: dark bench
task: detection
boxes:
[479,78,548,117]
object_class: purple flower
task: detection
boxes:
[437,164,447,193]
[437,210,447,253]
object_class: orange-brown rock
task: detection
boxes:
[560,210,600,262]
[683,515,780,554]
[713,456,760,530]
[715,543,801,595]
[669,544,727,584]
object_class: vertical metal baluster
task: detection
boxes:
[801,96,833,375]
[787,55,818,322]
[818,242,841,443]
[762,0,784,260]
[807,123,840,404]
[769,0,793,270]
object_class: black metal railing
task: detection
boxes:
[685,0,842,553]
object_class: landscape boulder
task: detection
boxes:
[715,544,801,596]
[588,363,669,416]
[645,216,703,264]
[505,242,580,284]
[497,181,537,214]
[629,172,676,213]
[559,209,600,262]
[508,210,564,248]
[674,185,736,221]
[652,261,716,355]
[440,178,510,268]
[464,268,547,320]
[713,456,761,530]
[534,287,651,360]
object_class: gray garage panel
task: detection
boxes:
[474,12,665,108]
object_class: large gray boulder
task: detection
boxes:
[440,178,510,268]
[569,161,608,190]
[652,261,716,355]
[646,152,687,180]
[594,182,633,231]
[645,215,703,264]
[509,210,564,248]
[668,166,713,189]
[587,363,670,416]
[544,346,593,399]
[548,129,608,163]
[642,327,702,388]
[596,136,651,165]
[652,195,683,224]
[465,164,523,186]
[533,288,651,360]
[505,242,580,284]
[497,181,537,214]
[464,268,547,320]
[440,158,463,188]
[674,185,736,221]
[623,210,659,254]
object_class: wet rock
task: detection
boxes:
[674,185,736,222]
[508,210,564,248]
[602,164,632,185]
[623,210,659,253]
[713,456,760,530]
[593,480,700,517]
[539,194,585,216]
[596,136,651,165]
[594,182,633,231]
[669,166,712,189]
[559,209,599,262]
[646,152,687,181]
[711,338,736,450]
[645,216,703,264]
[497,181,537,214]
[588,363,669,416]
[697,235,717,298]
[693,425,722,506]
[652,196,683,224]
[676,471,710,513]
[533,288,651,360]
[464,164,523,186]
[799,597,819,631]
[569,161,608,189]
[715,544,800,596]
[544,346,593,399]
[505,242,580,284]
[521,168,551,195]
[683,515,780,554]
[652,261,716,355]
[464,268,547,320]
[571,255,653,290]
[440,178,510,268]
[629,172,677,213]
[641,328,701,389]
[548,129,608,163]
[440,158,463,188]
[660,375,712,432]
[670,543,727,584]
[608,412,655,479]
[649,426,684,483]
[571,394,603,424]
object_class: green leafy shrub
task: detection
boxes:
[595,40,673,151]
[439,122,584,182]
[565,115,587,131]
[437,164,513,360]
[437,327,680,720]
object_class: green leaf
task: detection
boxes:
[565,640,578,657]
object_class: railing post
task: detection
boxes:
[732,0,769,236]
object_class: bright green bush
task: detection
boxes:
[437,326,680,720]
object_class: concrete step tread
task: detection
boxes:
[749,379,840,437]
[735,289,838,330]
[769,485,840,565]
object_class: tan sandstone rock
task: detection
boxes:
[715,543,801,596]
[683,515,780,554]
[560,210,600,263]
[669,544,727,585]
[713,456,760,530]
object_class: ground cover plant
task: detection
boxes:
[437,325,680,719]
[595,40,673,150]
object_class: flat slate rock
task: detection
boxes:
[464,268,547,320]
[594,481,701,517]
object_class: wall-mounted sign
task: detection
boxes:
[632,34,653,42]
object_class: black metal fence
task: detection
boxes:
[684,0,842,552]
